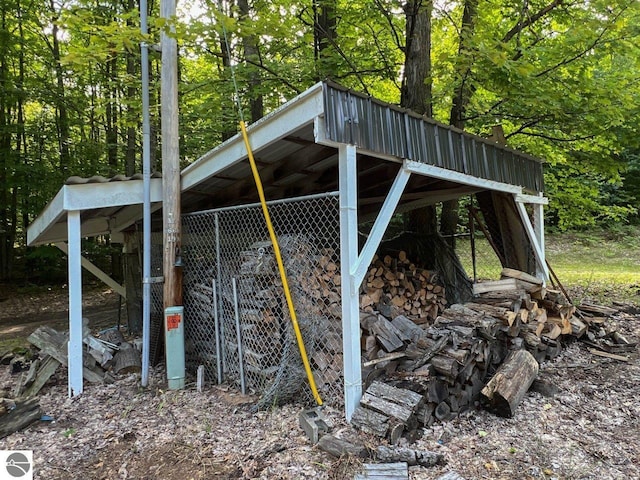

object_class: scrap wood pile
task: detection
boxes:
[0,324,140,439]
[350,267,636,444]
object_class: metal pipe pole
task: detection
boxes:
[232,278,246,395]
[140,0,152,387]
[212,278,223,383]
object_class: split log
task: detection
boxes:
[0,397,42,439]
[350,405,389,437]
[481,349,538,417]
[472,278,518,295]
[317,434,368,458]
[375,445,443,467]
[22,356,61,398]
[368,316,405,353]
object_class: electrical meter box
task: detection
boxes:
[164,305,185,390]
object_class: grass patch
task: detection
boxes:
[546,228,640,304]
[0,337,30,356]
[455,227,640,305]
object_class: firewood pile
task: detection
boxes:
[184,239,448,403]
[360,252,447,322]
[351,268,635,443]
[1,325,140,439]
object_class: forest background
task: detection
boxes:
[0,0,638,285]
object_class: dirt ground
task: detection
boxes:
[0,287,639,480]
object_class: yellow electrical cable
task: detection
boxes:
[239,121,323,406]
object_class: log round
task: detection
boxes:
[480,349,538,417]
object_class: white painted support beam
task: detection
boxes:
[514,199,549,283]
[182,83,324,192]
[339,144,361,421]
[56,242,126,298]
[515,193,548,205]
[67,210,84,397]
[405,160,522,195]
[27,179,163,246]
[353,166,411,287]
[359,186,481,223]
[63,178,163,211]
[27,189,66,246]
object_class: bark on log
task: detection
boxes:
[481,349,538,417]
[317,434,368,458]
[375,445,443,467]
[0,397,42,439]
[113,347,142,374]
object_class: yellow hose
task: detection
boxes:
[239,121,323,406]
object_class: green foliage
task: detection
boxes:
[0,0,640,281]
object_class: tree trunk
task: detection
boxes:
[125,0,137,176]
[442,0,479,250]
[313,0,337,80]
[401,1,435,235]
[449,0,479,130]
[106,55,119,175]
[238,0,263,122]
[49,0,71,176]
[401,1,433,117]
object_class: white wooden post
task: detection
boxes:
[339,144,361,421]
[67,210,83,396]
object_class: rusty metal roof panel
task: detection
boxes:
[322,82,543,192]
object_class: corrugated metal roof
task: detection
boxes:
[65,172,162,185]
[322,82,543,193]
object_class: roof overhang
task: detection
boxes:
[27,178,163,246]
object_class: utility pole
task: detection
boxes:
[161,0,185,390]
[161,0,182,308]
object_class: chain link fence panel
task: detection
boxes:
[182,193,342,409]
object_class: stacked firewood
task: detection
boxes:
[351,269,632,442]
[361,252,447,323]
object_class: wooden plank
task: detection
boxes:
[354,462,408,480]
[501,268,542,285]
[28,326,104,384]
[588,348,629,362]
[22,356,61,398]
[0,397,42,439]
[472,278,518,295]
[362,352,406,367]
